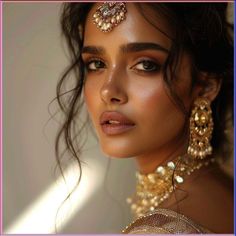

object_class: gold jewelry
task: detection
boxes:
[127,155,215,219]
[92,2,127,32]
[188,98,214,159]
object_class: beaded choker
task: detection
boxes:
[127,155,215,219]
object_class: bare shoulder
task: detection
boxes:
[181,163,233,233]
[165,163,234,233]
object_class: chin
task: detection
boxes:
[101,148,133,158]
[100,143,138,158]
[97,131,147,158]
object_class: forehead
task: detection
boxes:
[83,3,172,50]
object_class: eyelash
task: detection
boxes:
[131,60,162,73]
[85,58,106,72]
[84,58,162,74]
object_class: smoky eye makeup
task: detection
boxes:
[84,58,163,74]
[128,54,165,75]
[81,51,165,75]
[131,59,162,73]
[83,57,106,72]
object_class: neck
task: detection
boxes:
[135,136,188,174]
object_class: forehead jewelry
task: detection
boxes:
[92,2,127,32]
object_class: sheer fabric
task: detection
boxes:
[123,208,211,234]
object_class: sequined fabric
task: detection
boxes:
[123,208,211,234]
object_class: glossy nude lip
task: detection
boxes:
[100,111,136,135]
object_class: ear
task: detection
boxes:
[195,72,222,103]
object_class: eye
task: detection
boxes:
[85,59,106,71]
[132,60,161,73]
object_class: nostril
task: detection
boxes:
[111,98,121,103]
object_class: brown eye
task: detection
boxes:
[86,60,106,71]
[135,60,160,72]
[134,60,161,72]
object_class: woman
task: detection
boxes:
[56,2,234,233]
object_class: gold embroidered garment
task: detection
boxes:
[123,208,211,234]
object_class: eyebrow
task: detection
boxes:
[82,46,105,55]
[81,42,169,55]
[121,42,169,54]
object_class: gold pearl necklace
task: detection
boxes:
[127,155,215,219]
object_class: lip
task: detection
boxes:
[100,111,135,135]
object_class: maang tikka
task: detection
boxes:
[187,97,214,159]
[93,2,127,32]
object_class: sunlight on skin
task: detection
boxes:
[5,160,104,233]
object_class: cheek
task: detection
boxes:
[133,81,186,139]
[132,81,174,120]
[84,80,100,124]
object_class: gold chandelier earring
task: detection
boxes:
[187,97,214,159]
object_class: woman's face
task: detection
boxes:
[82,3,196,161]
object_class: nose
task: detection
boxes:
[100,70,128,105]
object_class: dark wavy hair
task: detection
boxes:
[55,3,233,183]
